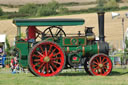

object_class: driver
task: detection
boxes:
[26,26,42,43]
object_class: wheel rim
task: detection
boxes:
[89,54,112,76]
[84,58,92,75]
[29,42,65,77]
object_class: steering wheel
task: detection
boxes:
[42,26,66,40]
[35,32,42,40]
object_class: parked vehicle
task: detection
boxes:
[13,12,112,77]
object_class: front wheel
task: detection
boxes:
[84,58,92,75]
[28,41,65,77]
[88,53,112,76]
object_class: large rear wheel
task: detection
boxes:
[28,41,65,77]
[88,53,112,76]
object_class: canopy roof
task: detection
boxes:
[13,18,85,26]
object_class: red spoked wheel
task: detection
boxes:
[28,41,65,77]
[89,53,112,76]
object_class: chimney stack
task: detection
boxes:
[98,12,105,41]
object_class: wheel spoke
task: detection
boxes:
[102,68,106,73]
[103,60,108,65]
[93,61,98,65]
[45,47,48,56]
[33,62,40,67]
[37,63,45,71]
[49,64,54,73]
[50,62,57,69]
[48,45,53,55]
[46,63,49,74]
[49,49,56,58]
[103,64,109,67]
[100,68,102,74]
[100,56,102,63]
[42,66,46,73]
[34,59,40,62]
[37,51,44,57]
[93,67,99,72]
[55,28,59,34]
[56,29,61,36]
[51,57,61,61]
[92,64,98,67]
[53,61,61,65]
[33,54,41,58]
[39,46,44,53]
[103,66,108,70]
[101,57,106,63]
[95,58,100,63]
[53,52,60,57]
[49,28,54,38]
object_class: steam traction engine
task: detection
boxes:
[13,12,112,77]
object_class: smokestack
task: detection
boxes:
[98,12,105,41]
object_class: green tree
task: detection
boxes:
[58,7,69,14]
[36,0,60,16]
[104,0,119,9]
[0,7,3,16]
[19,3,38,16]
[116,0,122,2]
[5,37,11,55]
[96,0,106,9]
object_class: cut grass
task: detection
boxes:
[0,68,128,85]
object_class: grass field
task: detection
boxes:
[0,68,128,85]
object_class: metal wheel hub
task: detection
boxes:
[43,56,50,62]
[98,64,103,68]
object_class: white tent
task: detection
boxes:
[0,34,6,53]
[0,34,6,43]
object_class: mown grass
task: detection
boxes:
[0,68,128,85]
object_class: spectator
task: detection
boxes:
[2,52,6,68]
[10,56,19,74]
[26,26,42,43]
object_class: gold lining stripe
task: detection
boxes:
[82,46,85,56]
[97,42,100,54]
[67,47,69,53]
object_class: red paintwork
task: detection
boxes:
[30,42,65,77]
[90,54,112,76]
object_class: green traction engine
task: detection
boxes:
[13,12,112,77]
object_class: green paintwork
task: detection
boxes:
[15,42,29,67]
[13,18,100,68]
[64,43,98,55]
[84,44,98,55]
[15,36,98,68]
[13,19,85,26]
[63,37,86,46]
